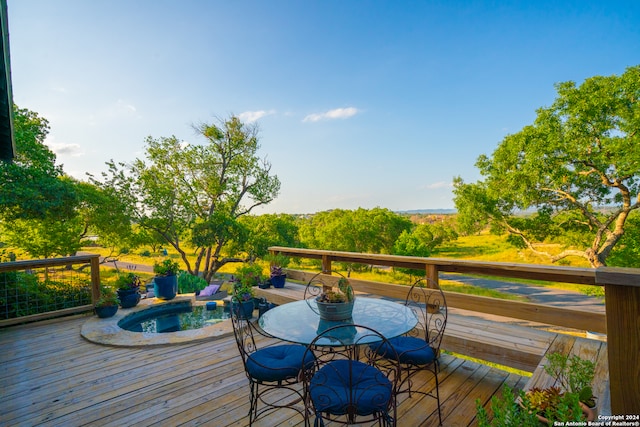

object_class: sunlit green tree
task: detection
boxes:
[454,66,640,267]
[94,116,280,281]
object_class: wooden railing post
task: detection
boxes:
[90,254,101,304]
[426,264,439,288]
[322,255,331,274]
[596,267,640,415]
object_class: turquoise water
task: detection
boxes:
[119,302,230,333]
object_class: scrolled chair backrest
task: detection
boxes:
[404,277,448,353]
[303,270,351,315]
[301,324,401,425]
[230,303,258,367]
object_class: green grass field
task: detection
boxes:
[79,230,605,300]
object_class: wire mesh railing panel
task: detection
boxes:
[1,260,94,321]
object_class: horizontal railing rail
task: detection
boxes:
[0,254,101,327]
[268,246,640,415]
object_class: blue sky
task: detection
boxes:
[7,0,640,214]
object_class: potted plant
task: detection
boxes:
[542,352,597,417]
[94,285,119,318]
[482,352,597,425]
[115,272,141,308]
[476,385,540,426]
[234,263,264,288]
[476,384,591,426]
[153,259,180,300]
[524,386,592,424]
[269,264,287,288]
[231,280,256,319]
[265,253,289,288]
[316,277,354,320]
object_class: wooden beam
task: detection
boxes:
[598,267,640,415]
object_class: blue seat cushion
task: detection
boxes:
[310,360,392,416]
[373,336,436,365]
[246,344,314,382]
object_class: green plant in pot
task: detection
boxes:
[476,384,588,426]
[316,277,355,321]
[94,285,119,318]
[525,386,586,424]
[234,263,264,288]
[115,272,141,308]
[153,259,180,300]
[231,280,256,319]
[542,352,597,415]
[476,385,540,427]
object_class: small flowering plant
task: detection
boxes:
[115,272,141,292]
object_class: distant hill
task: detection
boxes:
[396,209,456,214]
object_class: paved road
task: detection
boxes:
[440,273,605,313]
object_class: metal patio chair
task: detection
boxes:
[301,323,401,427]
[230,302,315,425]
[371,277,448,425]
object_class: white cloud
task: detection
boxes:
[303,107,359,123]
[46,138,84,157]
[423,181,452,190]
[238,110,275,123]
[116,99,137,113]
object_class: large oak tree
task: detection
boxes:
[95,116,280,281]
[454,66,640,267]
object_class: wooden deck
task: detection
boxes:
[1,314,530,427]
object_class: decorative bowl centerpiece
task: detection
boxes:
[315,277,354,321]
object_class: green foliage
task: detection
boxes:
[454,65,640,267]
[95,285,119,307]
[525,386,584,422]
[115,272,141,291]
[177,271,208,294]
[393,222,458,275]
[153,259,180,276]
[0,269,92,318]
[607,212,640,268]
[317,277,354,303]
[234,263,264,287]
[299,207,412,272]
[237,214,300,260]
[3,215,84,258]
[0,106,78,222]
[264,252,290,276]
[94,115,280,281]
[543,352,596,407]
[476,385,539,427]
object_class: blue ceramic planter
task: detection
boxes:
[270,274,286,288]
[117,289,141,308]
[95,305,118,318]
[154,275,177,300]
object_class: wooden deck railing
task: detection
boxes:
[0,254,101,327]
[268,246,640,416]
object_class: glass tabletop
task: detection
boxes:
[258,297,418,346]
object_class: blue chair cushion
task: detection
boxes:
[373,336,436,365]
[310,360,392,416]
[246,344,314,382]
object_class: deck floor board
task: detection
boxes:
[0,311,601,426]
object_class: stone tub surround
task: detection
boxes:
[81,295,233,347]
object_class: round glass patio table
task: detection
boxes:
[258,297,418,346]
